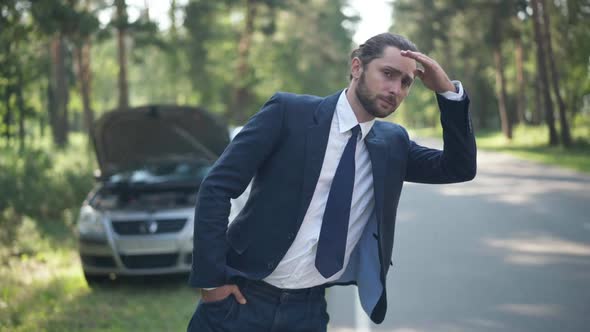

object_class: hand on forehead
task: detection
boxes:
[399,50,454,93]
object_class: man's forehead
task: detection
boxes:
[374,46,416,76]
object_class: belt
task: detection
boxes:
[234,277,325,303]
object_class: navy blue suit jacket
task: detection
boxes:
[189,90,476,323]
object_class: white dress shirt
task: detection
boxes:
[263,90,376,288]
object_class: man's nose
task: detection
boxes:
[388,79,402,96]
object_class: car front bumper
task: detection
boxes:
[79,208,194,276]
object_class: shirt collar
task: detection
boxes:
[336,90,375,140]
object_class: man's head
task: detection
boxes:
[348,33,419,119]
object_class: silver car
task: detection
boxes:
[77,105,230,285]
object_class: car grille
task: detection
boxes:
[111,218,187,235]
[81,255,117,268]
[120,253,179,269]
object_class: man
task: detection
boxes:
[187,33,476,331]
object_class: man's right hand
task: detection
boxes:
[201,285,247,304]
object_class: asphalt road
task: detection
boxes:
[327,140,590,332]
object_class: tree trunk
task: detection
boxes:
[47,72,57,142]
[493,45,512,139]
[441,33,453,78]
[532,74,542,125]
[3,88,11,145]
[230,0,257,124]
[169,0,178,102]
[16,65,26,153]
[116,0,129,110]
[49,34,69,147]
[540,0,571,147]
[514,33,526,124]
[75,39,95,144]
[531,0,558,145]
[489,10,513,139]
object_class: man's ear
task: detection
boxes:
[351,57,363,79]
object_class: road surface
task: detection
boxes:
[327,140,590,332]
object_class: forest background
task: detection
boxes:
[2,0,589,150]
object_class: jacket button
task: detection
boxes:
[287,233,295,240]
[267,262,274,269]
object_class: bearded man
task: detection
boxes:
[187,32,477,332]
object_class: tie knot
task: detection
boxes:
[351,125,361,138]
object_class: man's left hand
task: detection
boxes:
[400,50,455,93]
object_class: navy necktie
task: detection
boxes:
[315,125,361,278]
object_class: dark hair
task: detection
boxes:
[349,33,419,80]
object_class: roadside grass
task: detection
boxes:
[0,223,197,332]
[1,133,198,332]
[0,207,198,332]
[410,125,590,173]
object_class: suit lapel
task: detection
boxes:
[365,129,387,229]
[297,91,341,225]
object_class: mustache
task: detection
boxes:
[378,95,397,106]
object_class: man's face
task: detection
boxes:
[354,46,416,118]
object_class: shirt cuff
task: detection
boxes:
[202,287,219,291]
[438,80,465,101]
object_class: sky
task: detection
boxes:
[346,0,393,44]
[119,0,393,45]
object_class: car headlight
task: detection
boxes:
[78,205,106,237]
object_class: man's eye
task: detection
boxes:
[384,71,392,78]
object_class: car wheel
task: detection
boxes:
[83,271,110,287]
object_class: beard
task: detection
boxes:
[355,72,397,119]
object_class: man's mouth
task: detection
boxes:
[378,96,396,107]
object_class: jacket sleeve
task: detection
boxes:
[404,93,477,184]
[189,93,285,288]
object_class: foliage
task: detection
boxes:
[177,0,358,120]
[2,0,589,147]
[390,0,590,146]
[0,134,95,257]
[254,0,358,97]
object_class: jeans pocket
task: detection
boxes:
[201,295,237,321]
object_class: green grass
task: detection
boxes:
[1,132,199,332]
[410,125,590,174]
[0,218,198,332]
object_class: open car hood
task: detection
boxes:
[93,105,229,177]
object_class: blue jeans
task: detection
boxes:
[187,278,329,332]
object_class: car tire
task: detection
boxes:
[84,271,110,287]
